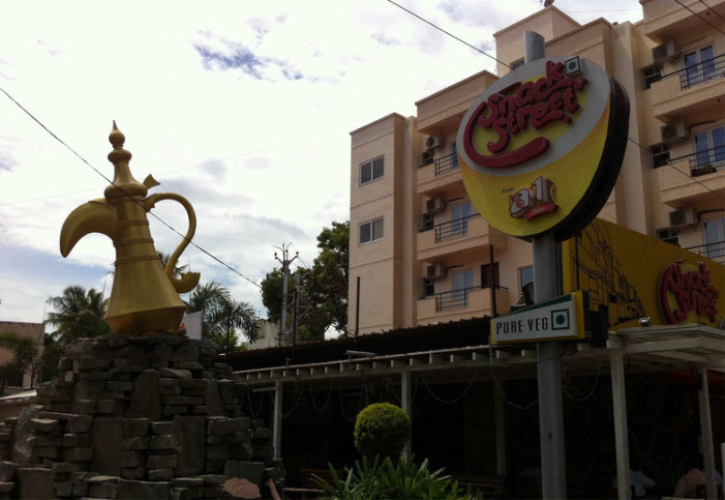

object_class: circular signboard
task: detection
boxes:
[456,56,630,241]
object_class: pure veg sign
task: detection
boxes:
[457,56,630,241]
[491,291,586,345]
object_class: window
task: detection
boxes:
[694,125,725,171]
[512,60,525,70]
[704,218,725,258]
[650,143,670,169]
[422,213,434,231]
[451,142,459,168]
[452,269,473,302]
[481,262,500,289]
[657,229,679,246]
[360,158,384,185]
[642,65,662,89]
[451,201,472,235]
[519,266,534,293]
[684,45,716,87]
[423,278,435,297]
[359,218,383,244]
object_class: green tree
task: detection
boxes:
[260,221,349,342]
[185,281,260,352]
[0,331,42,388]
[45,286,109,344]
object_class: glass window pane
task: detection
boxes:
[464,269,473,289]
[712,127,725,163]
[452,142,459,168]
[372,158,384,180]
[372,219,384,240]
[684,52,700,84]
[704,220,722,258]
[701,46,715,80]
[520,267,534,291]
[360,163,372,184]
[359,222,371,244]
[695,132,711,167]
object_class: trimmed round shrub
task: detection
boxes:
[354,403,411,459]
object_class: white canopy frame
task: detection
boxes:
[235,325,725,499]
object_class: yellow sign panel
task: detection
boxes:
[561,218,725,330]
[457,56,630,242]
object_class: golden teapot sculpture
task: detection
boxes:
[60,123,200,335]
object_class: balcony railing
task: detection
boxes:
[420,152,459,176]
[661,53,725,90]
[430,213,480,242]
[666,145,725,177]
[685,241,725,259]
[427,285,508,312]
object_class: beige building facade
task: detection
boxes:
[349,1,725,335]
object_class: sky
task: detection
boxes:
[0,0,644,333]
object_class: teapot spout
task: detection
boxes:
[60,199,118,257]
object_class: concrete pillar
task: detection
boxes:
[610,338,631,499]
[401,370,412,460]
[494,386,507,476]
[698,368,717,500]
[273,381,283,459]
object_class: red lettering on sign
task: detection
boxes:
[462,60,588,169]
[659,260,720,324]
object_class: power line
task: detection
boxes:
[671,0,725,36]
[627,137,725,204]
[385,0,511,69]
[0,84,262,289]
[386,1,725,205]
[698,0,725,22]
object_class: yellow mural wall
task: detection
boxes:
[562,218,725,330]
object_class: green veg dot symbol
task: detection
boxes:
[556,315,566,325]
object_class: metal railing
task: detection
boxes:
[433,213,480,242]
[425,285,508,312]
[661,53,725,90]
[685,241,725,259]
[687,146,725,177]
[419,152,459,175]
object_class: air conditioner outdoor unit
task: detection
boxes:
[426,135,443,150]
[652,41,679,64]
[422,150,435,165]
[661,122,688,143]
[426,264,445,279]
[669,208,697,229]
[426,197,445,214]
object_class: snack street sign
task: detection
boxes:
[491,291,586,345]
[457,56,630,242]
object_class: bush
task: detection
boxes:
[354,403,411,460]
[312,456,480,500]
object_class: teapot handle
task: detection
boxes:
[145,192,200,294]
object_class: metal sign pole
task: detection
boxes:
[526,31,568,499]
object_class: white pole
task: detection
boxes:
[609,337,631,499]
[525,31,567,499]
[273,381,284,459]
[698,368,717,500]
[401,370,412,460]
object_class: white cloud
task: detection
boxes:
[0,0,643,325]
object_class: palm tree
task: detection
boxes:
[45,286,109,344]
[0,331,42,388]
[185,281,260,352]
[158,251,188,277]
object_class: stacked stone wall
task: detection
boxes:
[0,334,283,499]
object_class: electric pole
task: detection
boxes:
[274,243,298,347]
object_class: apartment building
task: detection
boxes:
[349,1,725,335]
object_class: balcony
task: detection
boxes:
[642,0,725,42]
[658,147,725,208]
[685,241,725,264]
[418,214,508,262]
[651,54,725,122]
[418,152,462,197]
[417,286,510,325]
